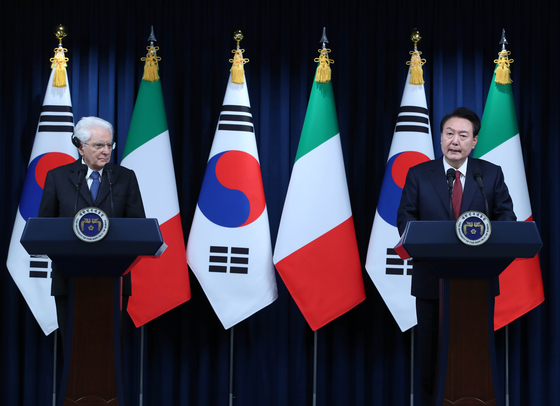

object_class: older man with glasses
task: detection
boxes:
[38,116,145,347]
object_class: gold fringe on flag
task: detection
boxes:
[141,46,161,82]
[314,48,334,83]
[494,50,514,85]
[406,50,426,85]
[229,48,249,84]
[50,45,69,87]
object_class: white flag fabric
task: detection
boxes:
[365,68,434,332]
[6,69,77,335]
[186,72,278,329]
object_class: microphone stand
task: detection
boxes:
[446,168,456,221]
[106,169,115,216]
[74,169,85,214]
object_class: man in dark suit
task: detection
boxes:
[38,116,145,344]
[397,107,516,406]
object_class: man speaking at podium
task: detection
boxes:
[38,116,145,344]
[397,107,516,406]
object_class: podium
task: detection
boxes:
[21,217,164,406]
[399,221,542,406]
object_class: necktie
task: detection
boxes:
[90,171,100,202]
[452,170,462,219]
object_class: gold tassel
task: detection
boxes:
[314,48,334,83]
[229,49,249,84]
[50,46,69,87]
[406,50,426,85]
[141,46,161,82]
[494,50,513,85]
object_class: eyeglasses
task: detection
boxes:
[84,142,116,150]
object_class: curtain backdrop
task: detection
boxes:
[1,0,558,405]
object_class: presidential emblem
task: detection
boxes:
[456,211,491,246]
[73,207,109,242]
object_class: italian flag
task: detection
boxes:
[121,68,191,327]
[473,71,544,330]
[273,71,366,331]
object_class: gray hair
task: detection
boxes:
[74,116,114,144]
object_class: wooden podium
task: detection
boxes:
[399,221,542,406]
[21,217,164,406]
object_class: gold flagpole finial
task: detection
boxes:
[406,29,426,85]
[494,29,514,85]
[141,25,161,82]
[51,24,69,87]
[230,30,249,84]
[54,24,67,43]
[314,27,334,83]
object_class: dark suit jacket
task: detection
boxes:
[396,156,516,299]
[38,158,146,295]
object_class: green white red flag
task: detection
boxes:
[273,55,366,331]
[473,57,544,330]
[121,45,191,327]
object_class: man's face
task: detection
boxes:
[440,117,478,169]
[78,126,113,171]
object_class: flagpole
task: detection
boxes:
[312,330,317,406]
[229,326,235,406]
[52,333,57,406]
[410,328,414,406]
[139,325,145,406]
[505,325,509,406]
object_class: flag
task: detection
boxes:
[121,43,191,327]
[6,45,77,335]
[273,48,366,331]
[186,53,278,329]
[473,49,544,330]
[365,67,434,332]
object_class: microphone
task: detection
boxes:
[106,168,115,216]
[74,168,86,214]
[446,168,456,221]
[473,170,489,216]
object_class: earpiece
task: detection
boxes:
[71,134,82,148]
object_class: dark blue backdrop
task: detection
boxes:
[1,0,558,405]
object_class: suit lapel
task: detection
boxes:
[95,163,118,206]
[462,160,478,213]
[96,174,110,205]
[427,157,452,219]
[67,159,94,206]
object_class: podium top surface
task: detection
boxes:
[401,220,542,260]
[21,217,163,257]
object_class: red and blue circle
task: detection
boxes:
[19,152,75,220]
[377,151,430,227]
[198,150,266,228]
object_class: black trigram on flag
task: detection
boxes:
[209,246,249,274]
[29,255,52,278]
[38,105,74,133]
[218,105,254,133]
[385,248,413,276]
[394,106,430,134]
